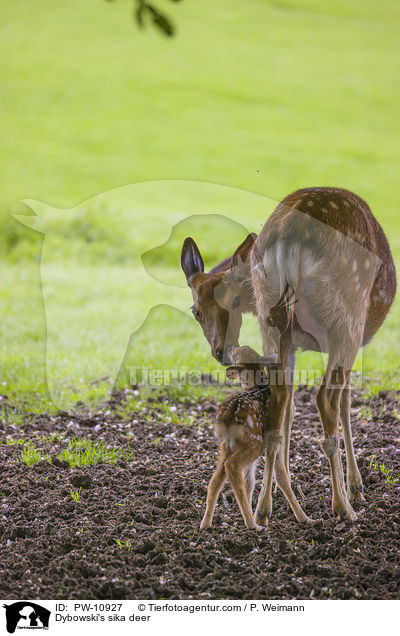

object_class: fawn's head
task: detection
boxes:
[181,233,257,365]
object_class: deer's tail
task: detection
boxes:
[267,241,301,333]
[251,238,302,350]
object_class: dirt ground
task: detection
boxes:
[0,385,399,600]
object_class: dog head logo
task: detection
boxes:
[3,602,50,633]
[14,181,271,408]
[14,181,378,406]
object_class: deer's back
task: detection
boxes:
[255,187,396,346]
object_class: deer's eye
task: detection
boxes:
[191,306,202,320]
[232,296,241,309]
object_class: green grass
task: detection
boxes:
[57,437,125,467]
[13,436,125,467]
[1,1,400,411]
[20,441,50,467]
[70,487,82,503]
[114,538,132,551]
[368,455,400,486]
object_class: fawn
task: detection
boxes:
[200,346,312,531]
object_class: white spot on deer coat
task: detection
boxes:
[247,414,255,429]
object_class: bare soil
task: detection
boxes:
[0,386,399,600]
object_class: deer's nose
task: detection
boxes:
[215,347,224,362]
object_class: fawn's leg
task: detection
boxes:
[317,364,357,521]
[224,443,264,530]
[274,448,314,523]
[200,443,229,530]
[340,376,365,502]
[244,459,259,506]
[254,441,279,525]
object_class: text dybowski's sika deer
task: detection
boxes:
[181,187,396,526]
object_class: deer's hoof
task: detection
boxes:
[246,521,266,532]
[300,516,316,525]
[254,509,269,527]
[253,523,266,532]
[348,483,366,503]
[200,519,211,530]
[333,501,357,522]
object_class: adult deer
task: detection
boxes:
[181,187,396,523]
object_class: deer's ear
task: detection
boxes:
[181,237,204,284]
[230,232,257,283]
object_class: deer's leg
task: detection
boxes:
[254,387,288,526]
[273,360,294,495]
[340,377,365,502]
[200,443,229,530]
[255,334,292,525]
[274,446,314,523]
[244,459,259,506]
[224,443,264,530]
[282,350,296,478]
[254,432,282,525]
[317,365,357,521]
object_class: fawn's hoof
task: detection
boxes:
[200,519,212,530]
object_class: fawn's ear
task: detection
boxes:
[181,237,205,284]
[230,232,257,283]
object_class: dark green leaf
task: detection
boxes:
[146,3,175,37]
[134,1,145,28]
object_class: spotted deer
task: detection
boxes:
[200,346,313,530]
[182,187,396,524]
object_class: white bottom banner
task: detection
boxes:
[1,599,398,635]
